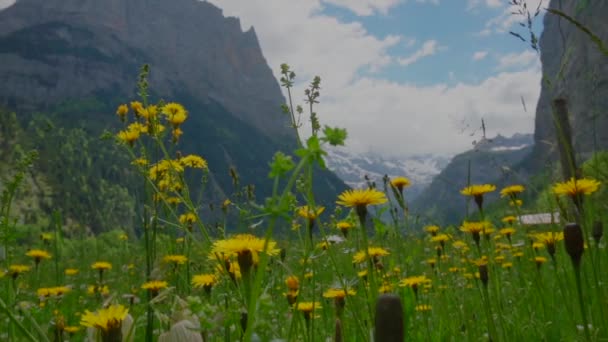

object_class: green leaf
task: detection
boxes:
[321,125,348,146]
[268,151,295,179]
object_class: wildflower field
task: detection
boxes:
[2,64,607,342]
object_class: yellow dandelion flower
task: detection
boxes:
[117,129,140,145]
[141,280,168,292]
[534,256,547,267]
[460,184,496,196]
[80,304,128,332]
[116,104,129,119]
[337,221,354,237]
[26,249,52,263]
[501,215,517,224]
[65,268,79,276]
[502,262,513,269]
[132,158,148,167]
[461,184,496,211]
[378,283,393,293]
[296,205,325,220]
[179,212,197,225]
[192,274,218,289]
[500,185,525,197]
[163,255,188,265]
[87,284,110,296]
[399,275,431,288]
[424,225,440,235]
[179,154,208,169]
[553,177,601,197]
[127,122,148,134]
[40,233,53,242]
[211,234,281,259]
[390,176,411,191]
[337,188,387,208]
[431,234,450,243]
[91,262,112,271]
[316,241,330,250]
[285,276,299,292]
[323,288,356,299]
[63,326,80,334]
[162,102,188,127]
[499,227,516,237]
[130,101,144,115]
[415,304,432,312]
[296,301,322,314]
[353,247,390,264]
[509,199,523,207]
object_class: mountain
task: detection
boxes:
[324,148,451,200]
[532,0,608,166]
[411,133,534,224]
[0,0,346,233]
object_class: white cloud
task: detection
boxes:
[319,66,541,156]
[398,40,440,66]
[467,0,506,10]
[482,0,545,34]
[209,0,400,88]
[322,0,403,16]
[496,50,539,70]
[208,0,541,156]
[472,51,488,61]
[0,0,16,10]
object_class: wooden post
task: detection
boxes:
[551,98,577,181]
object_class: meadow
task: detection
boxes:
[1,63,607,342]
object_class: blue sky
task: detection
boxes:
[199,0,544,157]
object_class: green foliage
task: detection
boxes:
[268,152,295,179]
[321,125,348,146]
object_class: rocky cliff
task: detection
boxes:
[533,0,608,164]
[0,0,347,233]
[0,0,291,140]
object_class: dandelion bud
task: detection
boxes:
[374,294,404,342]
[592,221,603,245]
[564,223,584,267]
[240,311,248,334]
[478,264,489,287]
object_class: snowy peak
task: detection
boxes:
[324,148,451,199]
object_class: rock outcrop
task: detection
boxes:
[533,0,608,164]
[0,0,292,140]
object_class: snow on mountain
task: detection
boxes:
[323,148,452,200]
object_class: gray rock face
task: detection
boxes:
[533,0,608,162]
[0,0,292,140]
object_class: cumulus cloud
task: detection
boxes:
[467,0,502,10]
[322,0,403,16]
[398,40,440,66]
[208,0,541,156]
[472,51,489,61]
[496,50,539,70]
[481,0,546,34]
[318,67,541,156]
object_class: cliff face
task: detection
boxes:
[0,0,346,232]
[0,0,290,139]
[533,0,608,162]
